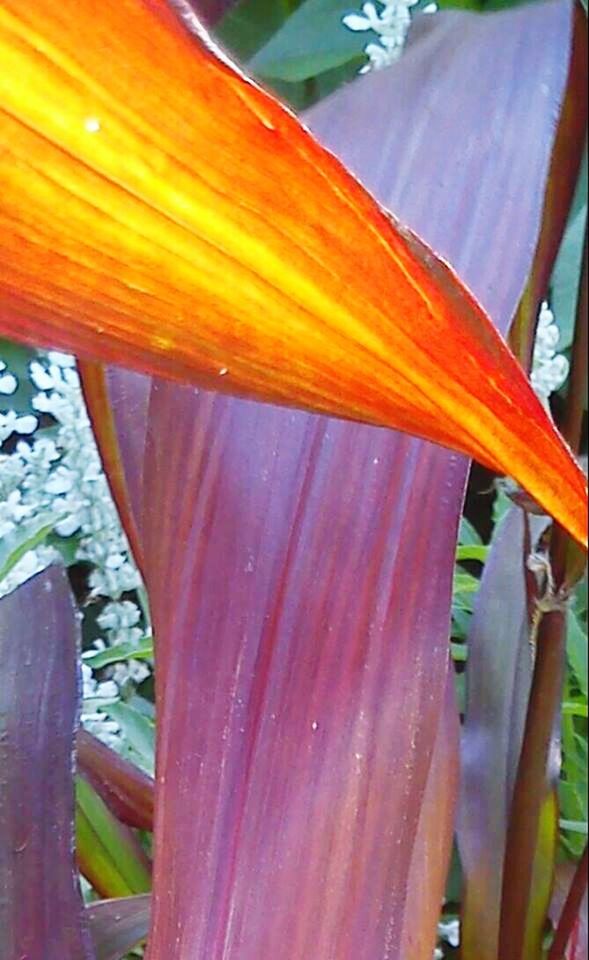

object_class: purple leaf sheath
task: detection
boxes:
[0,568,94,960]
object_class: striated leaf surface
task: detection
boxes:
[401,673,460,959]
[82,8,585,958]
[0,0,586,543]
[0,568,94,960]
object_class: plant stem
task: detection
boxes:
[548,843,589,960]
[498,227,588,960]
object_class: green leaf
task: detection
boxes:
[451,641,468,662]
[249,0,366,81]
[216,0,296,62]
[563,701,589,718]
[551,150,588,351]
[567,608,588,698]
[0,512,64,583]
[104,701,155,775]
[83,636,154,670]
[0,337,36,415]
[559,819,589,836]
[456,544,489,562]
[459,516,484,546]
[453,570,481,594]
[75,776,152,898]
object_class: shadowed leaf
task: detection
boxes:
[77,729,155,831]
[87,895,151,960]
[458,508,551,959]
[0,0,586,545]
[79,8,585,957]
[0,568,94,960]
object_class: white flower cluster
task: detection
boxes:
[81,662,121,748]
[0,349,150,746]
[434,918,460,958]
[530,301,570,402]
[0,352,141,599]
[0,360,37,442]
[343,0,436,73]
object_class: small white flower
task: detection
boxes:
[0,411,37,442]
[531,301,570,401]
[97,600,141,632]
[29,360,58,392]
[342,12,373,30]
[438,918,460,947]
[113,658,150,687]
[46,351,76,368]
[0,361,17,396]
[44,465,75,495]
[344,0,430,72]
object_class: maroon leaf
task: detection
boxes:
[87,894,151,960]
[82,4,577,958]
[458,508,551,959]
[0,568,94,960]
[77,729,154,832]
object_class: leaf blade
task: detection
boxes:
[87,894,151,960]
[0,0,585,545]
[0,569,95,960]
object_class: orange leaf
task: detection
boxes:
[0,0,586,545]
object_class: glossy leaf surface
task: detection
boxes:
[0,0,586,544]
[0,569,94,960]
[87,894,151,960]
[80,7,582,957]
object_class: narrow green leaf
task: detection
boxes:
[453,570,482,594]
[103,702,155,774]
[552,150,588,350]
[560,819,589,836]
[0,512,64,583]
[83,636,154,670]
[567,608,588,698]
[451,641,469,662]
[459,516,484,546]
[456,544,489,562]
[563,701,589,718]
[75,776,151,898]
